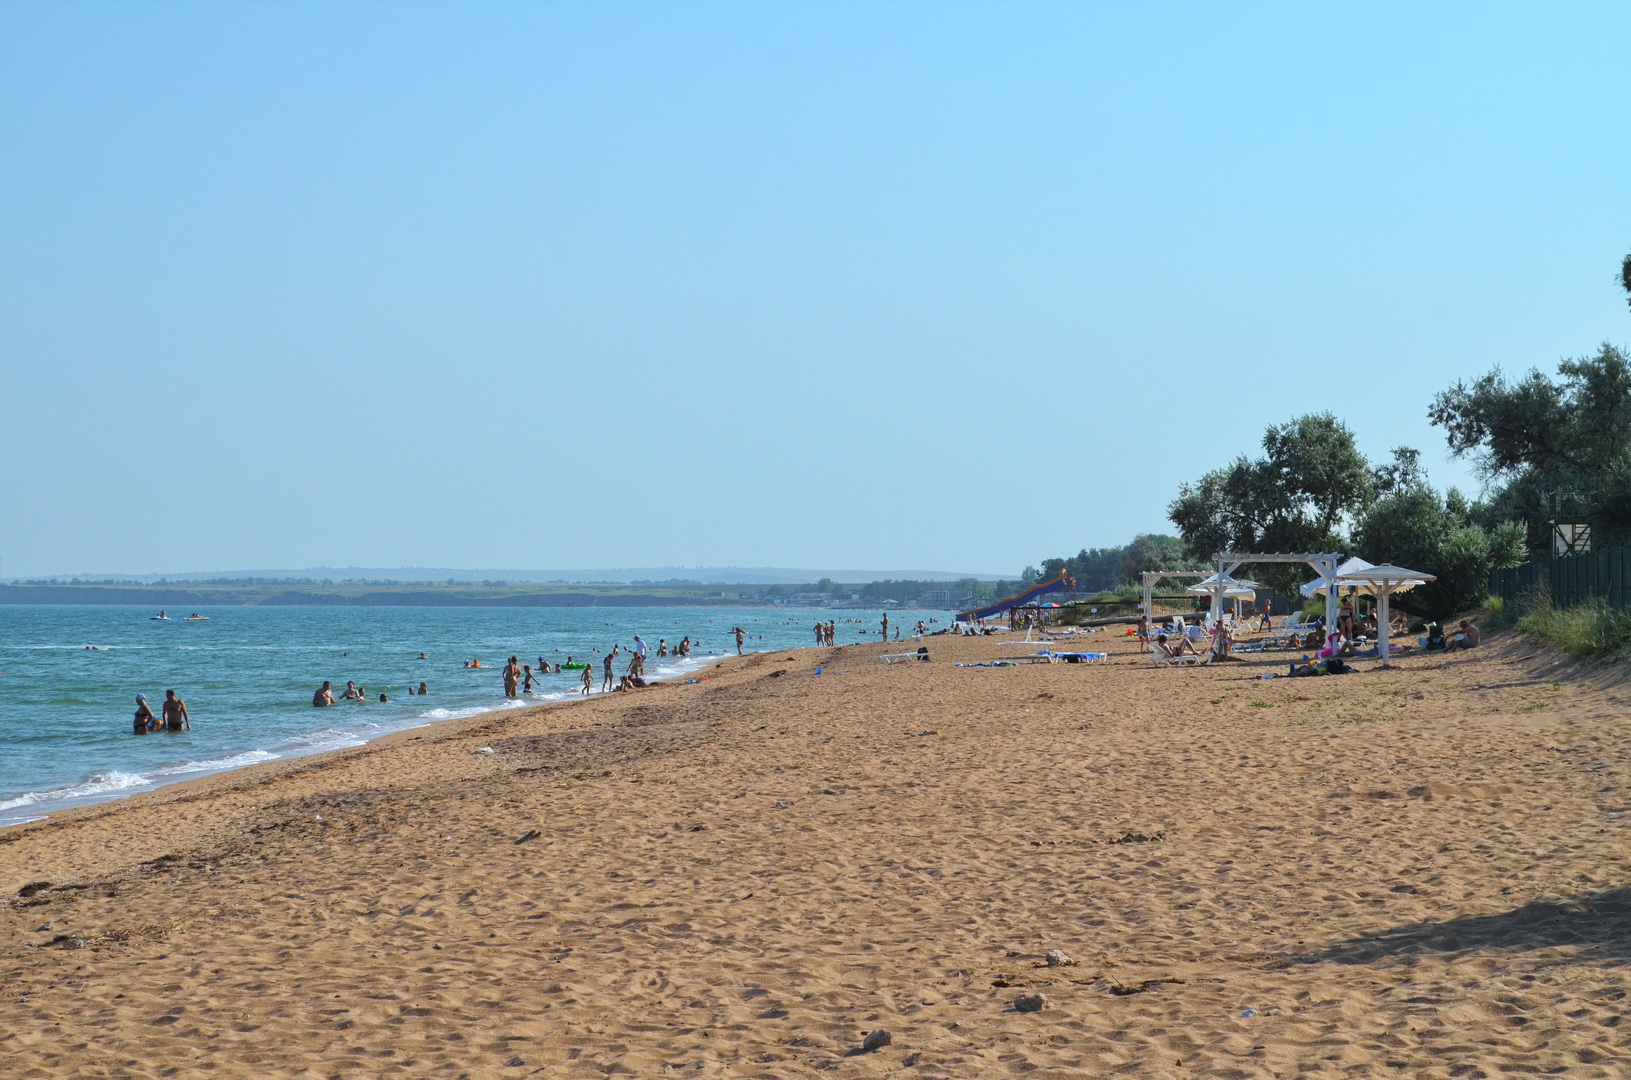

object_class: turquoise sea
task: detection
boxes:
[0,605,947,827]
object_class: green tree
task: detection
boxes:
[1118,533,1201,583]
[1621,248,1631,310]
[1168,414,1377,591]
[1428,343,1631,551]
[1350,482,1526,619]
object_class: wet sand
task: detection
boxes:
[3,628,1628,1078]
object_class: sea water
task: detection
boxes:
[0,605,947,827]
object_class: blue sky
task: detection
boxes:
[2,2,1628,578]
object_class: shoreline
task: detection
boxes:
[0,647,729,831]
[5,629,1624,1076]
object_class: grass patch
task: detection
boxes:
[1516,595,1631,661]
[1248,700,1274,709]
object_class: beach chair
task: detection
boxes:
[879,648,931,664]
[1050,651,1106,664]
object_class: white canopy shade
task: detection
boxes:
[1300,556,1375,598]
[1332,563,1432,595]
[1332,563,1436,668]
[1187,581,1256,599]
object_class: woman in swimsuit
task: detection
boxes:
[133,694,155,735]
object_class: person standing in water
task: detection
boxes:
[731,627,746,655]
[133,694,155,735]
[161,689,190,731]
[503,656,521,699]
[313,681,335,707]
[581,665,593,696]
[602,652,615,691]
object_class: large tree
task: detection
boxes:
[1350,482,1527,619]
[1168,414,1384,592]
[1428,343,1631,552]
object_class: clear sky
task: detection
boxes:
[2,2,1628,579]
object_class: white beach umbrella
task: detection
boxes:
[1189,574,1259,629]
[1333,563,1435,668]
[1300,556,1375,599]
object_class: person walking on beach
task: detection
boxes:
[313,681,334,707]
[1137,612,1151,652]
[602,652,615,691]
[161,689,190,731]
[1257,599,1273,631]
[581,665,593,695]
[133,694,155,735]
[880,613,888,641]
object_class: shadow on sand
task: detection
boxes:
[1278,887,1631,968]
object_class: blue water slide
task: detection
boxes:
[958,572,1075,621]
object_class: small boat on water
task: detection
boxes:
[185,613,209,621]
[150,610,170,621]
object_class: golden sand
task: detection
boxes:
[2,629,1628,1078]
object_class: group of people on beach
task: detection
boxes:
[132,690,189,734]
[812,620,837,646]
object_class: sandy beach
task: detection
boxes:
[3,628,1628,1078]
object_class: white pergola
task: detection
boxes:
[1213,552,1345,638]
[1140,570,1209,622]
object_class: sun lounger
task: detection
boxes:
[879,649,931,664]
[1049,651,1106,664]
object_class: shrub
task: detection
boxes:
[1516,595,1631,661]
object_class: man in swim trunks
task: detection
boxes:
[162,689,190,731]
[313,681,335,707]
[1443,619,1482,652]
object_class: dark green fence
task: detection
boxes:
[1490,543,1631,609]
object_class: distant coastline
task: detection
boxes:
[0,583,943,609]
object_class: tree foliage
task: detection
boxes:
[1428,343,1631,550]
[1167,414,1387,593]
[1350,482,1526,619]
[1038,534,1201,593]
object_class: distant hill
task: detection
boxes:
[15,565,1009,586]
